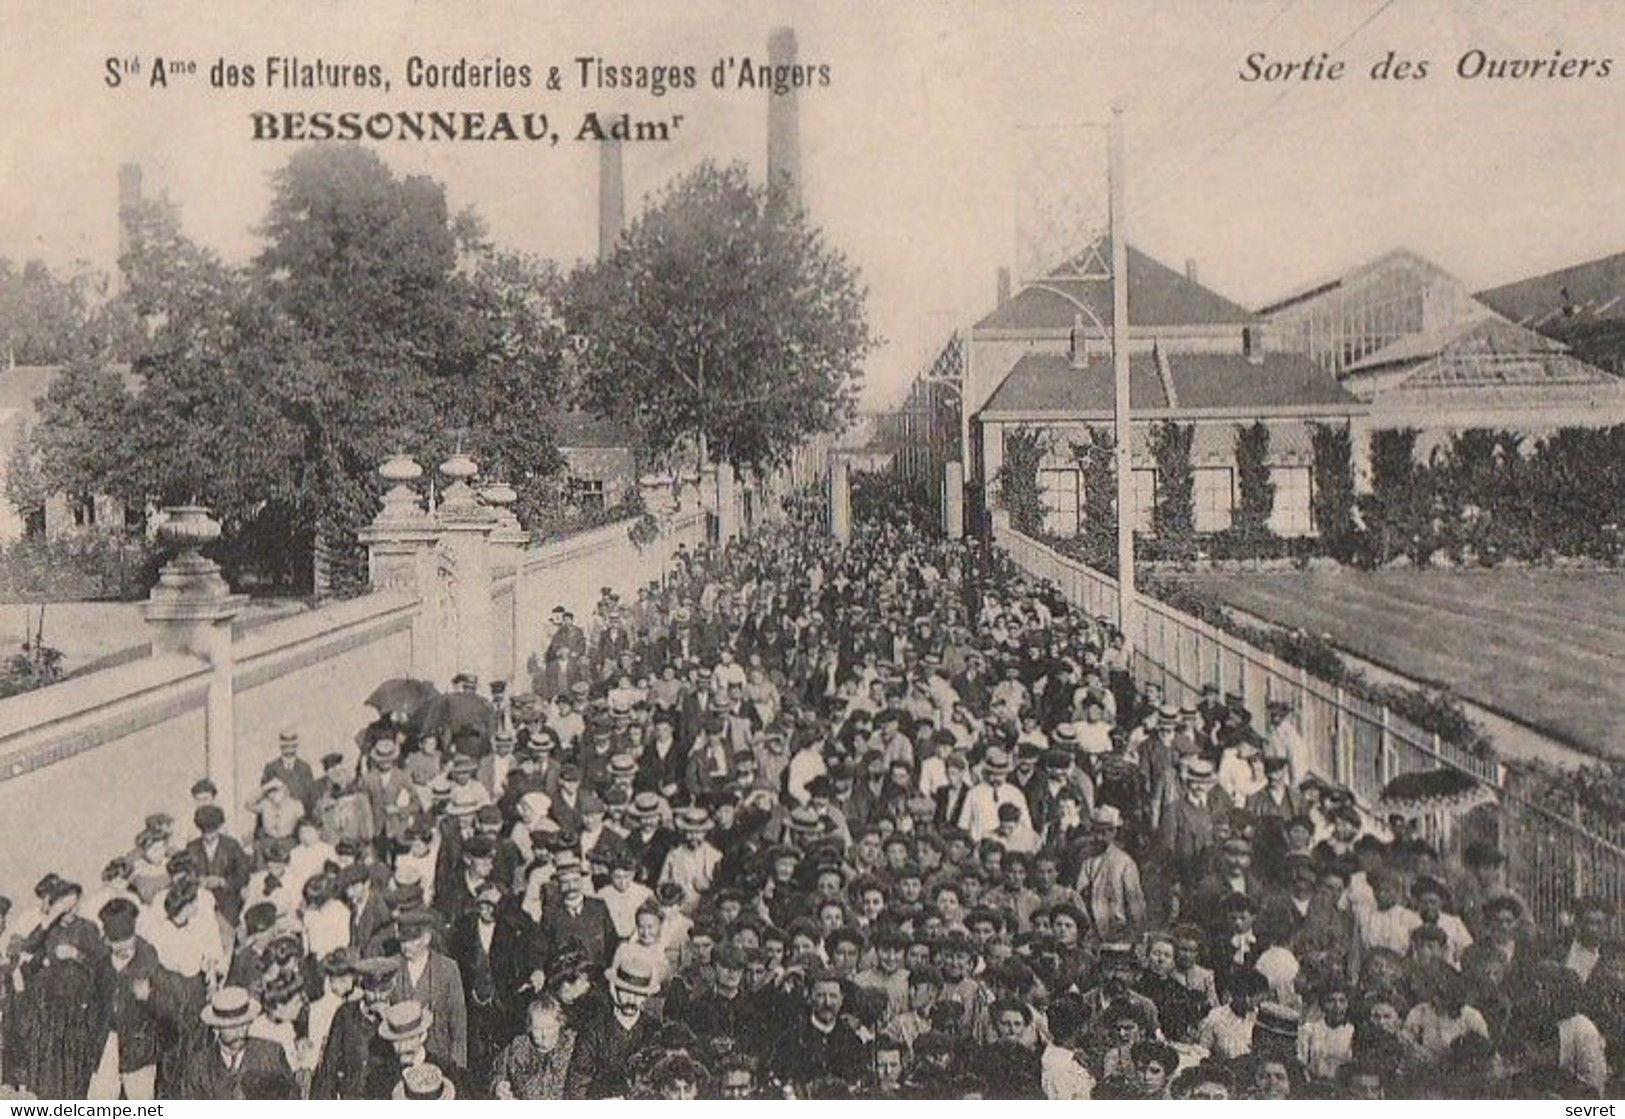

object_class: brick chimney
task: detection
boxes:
[997,267,1011,308]
[767,27,801,207]
[117,163,143,265]
[1185,258,1199,285]
[598,130,625,262]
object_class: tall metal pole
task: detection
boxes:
[1109,105,1138,651]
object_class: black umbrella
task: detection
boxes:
[364,678,438,716]
[417,691,496,742]
[1377,768,1497,818]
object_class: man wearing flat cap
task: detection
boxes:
[310,957,400,1099]
[390,908,468,1075]
[541,853,619,969]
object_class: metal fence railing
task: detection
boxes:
[997,524,1624,935]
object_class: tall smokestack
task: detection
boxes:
[767,27,802,207]
[598,131,624,262]
[997,267,1012,308]
[1185,258,1199,285]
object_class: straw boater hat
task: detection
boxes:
[982,747,1013,775]
[201,987,261,1030]
[605,957,661,996]
[675,807,712,835]
[378,1000,435,1043]
[628,792,665,822]
[394,1063,456,1100]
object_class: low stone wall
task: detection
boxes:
[0,654,211,906]
[0,508,707,907]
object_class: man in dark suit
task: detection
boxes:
[98,899,194,1100]
[766,967,869,1091]
[310,958,399,1099]
[566,958,665,1098]
[338,863,391,957]
[447,884,506,1086]
[540,853,619,967]
[261,729,319,816]
[170,987,298,1099]
[390,909,468,1075]
[185,805,251,927]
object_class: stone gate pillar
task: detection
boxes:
[481,480,531,692]
[359,455,442,680]
[431,454,499,687]
[142,506,246,829]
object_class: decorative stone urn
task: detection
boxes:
[150,505,230,598]
[143,504,245,658]
[377,453,429,524]
[438,453,492,522]
[480,479,524,534]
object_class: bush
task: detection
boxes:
[1149,422,1196,558]
[1233,421,1275,538]
[991,426,1049,536]
[1310,422,1358,559]
[0,642,64,699]
[0,530,159,602]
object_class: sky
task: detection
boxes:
[3,0,1623,408]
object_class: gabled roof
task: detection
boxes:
[978,349,1362,417]
[1343,314,1558,374]
[1476,250,1625,328]
[1257,247,1467,316]
[976,239,1255,332]
[1349,318,1624,392]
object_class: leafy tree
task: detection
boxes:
[4,425,50,533]
[1072,427,1117,536]
[1149,421,1195,553]
[29,148,570,593]
[253,146,488,590]
[439,248,570,529]
[1233,421,1275,538]
[991,425,1049,536]
[1360,428,1430,564]
[560,161,874,472]
[1309,421,1357,557]
[0,259,102,366]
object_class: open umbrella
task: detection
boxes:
[1377,768,1497,818]
[417,691,496,744]
[365,678,439,717]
